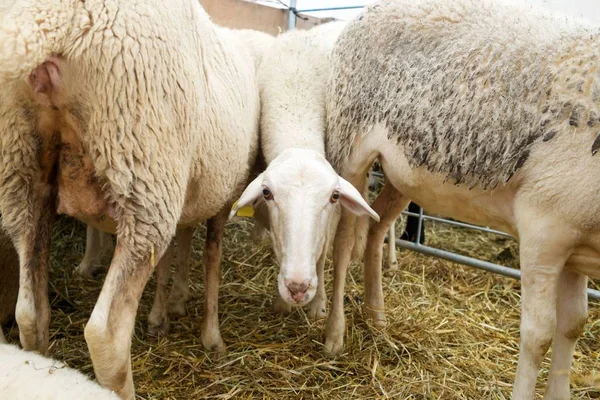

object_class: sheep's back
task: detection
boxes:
[0,344,119,399]
[259,22,347,163]
[63,0,260,231]
[326,0,600,190]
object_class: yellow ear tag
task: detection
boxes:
[237,205,255,218]
[232,201,255,218]
[150,243,155,266]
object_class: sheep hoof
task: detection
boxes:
[386,260,399,272]
[323,335,344,356]
[209,341,227,355]
[167,300,187,318]
[365,307,387,328]
[74,261,103,278]
[324,318,344,356]
[147,318,170,336]
[272,296,293,315]
[202,334,227,355]
[371,317,388,329]
[307,300,327,321]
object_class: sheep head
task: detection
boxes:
[231,148,379,306]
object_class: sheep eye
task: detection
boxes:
[330,190,340,203]
[263,188,273,200]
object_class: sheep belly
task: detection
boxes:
[56,143,116,233]
[566,246,600,278]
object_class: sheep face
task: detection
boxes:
[232,148,379,306]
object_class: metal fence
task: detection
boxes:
[285,2,600,300]
[395,208,600,301]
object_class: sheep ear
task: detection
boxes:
[230,173,265,221]
[338,176,380,222]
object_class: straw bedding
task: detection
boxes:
[2,214,599,399]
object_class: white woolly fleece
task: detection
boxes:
[326,0,600,190]
[259,21,347,164]
[0,344,119,399]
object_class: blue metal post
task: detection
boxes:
[296,6,366,13]
[288,0,297,30]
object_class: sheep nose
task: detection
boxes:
[285,279,310,302]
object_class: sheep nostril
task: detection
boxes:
[285,280,310,299]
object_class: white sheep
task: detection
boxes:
[218,27,275,71]
[146,27,276,330]
[132,27,272,338]
[231,21,380,320]
[70,27,275,339]
[147,23,377,336]
[0,1,259,398]
[325,0,600,398]
[0,343,119,399]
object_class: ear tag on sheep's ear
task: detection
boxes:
[232,200,255,218]
[237,205,255,218]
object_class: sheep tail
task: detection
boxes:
[0,0,84,81]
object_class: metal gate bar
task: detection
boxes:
[390,210,600,300]
[401,210,512,238]
[296,6,367,13]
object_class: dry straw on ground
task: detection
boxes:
[3,214,600,399]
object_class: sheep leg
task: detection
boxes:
[84,244,161,400]
[167,226,195,317]
[251,222,269,243]
[15,209,53,355]
[307,235,329,321]
[386,219,398,271]
[324,210,356,355]
[543,270,587,400]
[324,172,366,355]
[75,226,114,278]
[12,57,60,354]
[14,142,58,355]
[363,184,409,326]
[148,241,175,335]
[201,210,227,354]
[511,210,573,400]
[251,218,269,243]
[273,296,293,314]
[512,267,560,400]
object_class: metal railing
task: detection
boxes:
[296,6,366,13]
[287,4,367,29]
[372,175,600,300]
[392,200,600,301]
